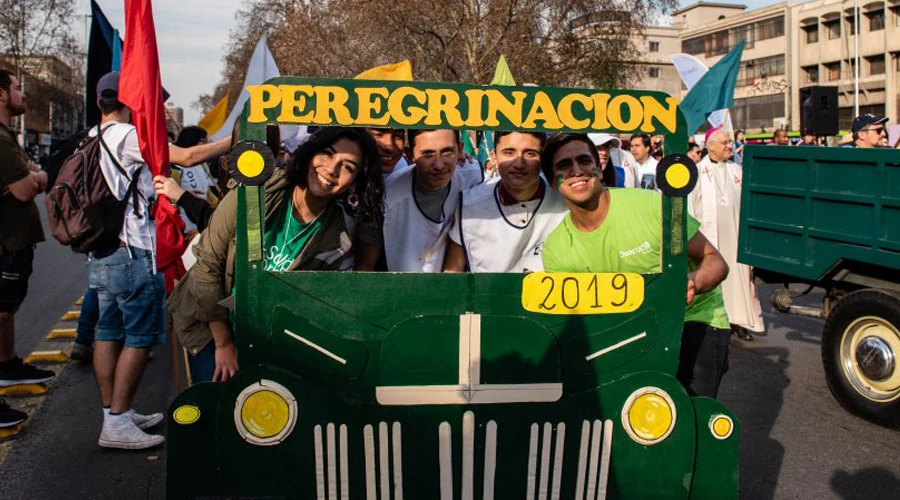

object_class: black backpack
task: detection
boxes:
[45,124,141,253]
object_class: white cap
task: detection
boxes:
[587,133,622,149]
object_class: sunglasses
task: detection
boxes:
[863,126,885,134]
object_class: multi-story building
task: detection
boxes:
[166,102,184,134]
[632,26,684,98]
[635,0,898,134]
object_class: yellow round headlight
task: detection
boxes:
[622,387,676,445]
[241,390,289,438]
[710,415,734,440]
[234,379,297,446]
[173,405,200,425]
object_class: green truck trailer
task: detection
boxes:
[165,78,740,499]
[739,145,900,427]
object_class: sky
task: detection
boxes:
[83,0,780,125]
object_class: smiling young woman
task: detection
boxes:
[166,127,384,384]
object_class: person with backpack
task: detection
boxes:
[66,72,229,450]
[0,69,54,429]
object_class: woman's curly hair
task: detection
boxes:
[286,127,385,224]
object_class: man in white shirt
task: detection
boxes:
[443,131,567,272]
[688,128,764,341]
[626,133,659,190]
[382,129,482,271]
[88,72,229,450]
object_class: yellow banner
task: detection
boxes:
[198,95,229,135]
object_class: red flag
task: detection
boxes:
[119,0,186,293]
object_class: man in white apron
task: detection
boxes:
[382,129,482,272]
[443,131,567,273]
[689,129,765,340]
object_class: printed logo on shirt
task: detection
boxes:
[533,242,543,256]
[619,241,652,259]
[264,245,292,272]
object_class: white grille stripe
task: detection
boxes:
[392,422,404,500]
[462,411,475,500]
[539,423,552,500]
[551,423,565,500]
[340,425,349,500]
[379,422,390,500]
[597,421,614,500]
[439,422,453,500]
[327,424,338,500]
[483,420,498,500]
[315,425,326,500]
[527,423,539,499]
[574,421,590,500]
[585,420,602,500]
[364,425,377,500]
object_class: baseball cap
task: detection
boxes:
[96,71,120,101]
[587,133,621,149]
[850,113,887,133]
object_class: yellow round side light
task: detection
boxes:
[665,163,690,190]
[173,405,200,425]
[234,379,297,446]
[710,414,734,440]
[236,150,265,178]
[621,387,677,445]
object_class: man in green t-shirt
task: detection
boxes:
[540,133,731,399]
[0,70,53,429]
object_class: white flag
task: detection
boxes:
[671,53,732,132]
[210,35,297,142]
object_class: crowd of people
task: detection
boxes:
[0,66,891,451]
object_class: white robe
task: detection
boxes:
[688,156,765,332]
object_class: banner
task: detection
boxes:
[210,35,290,142]
[198,95,230,136]
[671,53,730,132]
[677,43,743,135]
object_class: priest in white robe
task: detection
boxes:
[688,128,765,338]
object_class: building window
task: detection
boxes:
[824,19,841,39]
[868,56,885,75]
[804,25,819,43]
[649,41,660,52]
[649,67,660,78]
[682,36,704,55]
[846,16,857,36]
[804,65,819,84]
[736,55,786,86]
[868,10,885,31]
[825,62,841,81]
[756,16,785,40]
[839,104,884,130]
[731,93,787,130]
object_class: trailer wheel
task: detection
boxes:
[822,289,900,427]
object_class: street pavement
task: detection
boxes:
[0,197,897,499]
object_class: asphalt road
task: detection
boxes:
[0,198,897,499]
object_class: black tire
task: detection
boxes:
[822,289,900,428]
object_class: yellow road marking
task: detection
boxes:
[23,351,68,364]
[0,384,48,396]
[46,329,77,340]
[60,311,80,321]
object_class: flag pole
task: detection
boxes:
[854,0,860,116]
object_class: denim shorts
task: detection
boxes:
[87,246,165,348]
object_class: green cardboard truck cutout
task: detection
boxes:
[167,78,739,499]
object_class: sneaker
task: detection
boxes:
[126,409,164,430]
[99,414,165,450]
[70,343,92,364]
[0,358,54,387]
[0,399,27,428]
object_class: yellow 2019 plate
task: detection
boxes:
[521,273,645,314]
